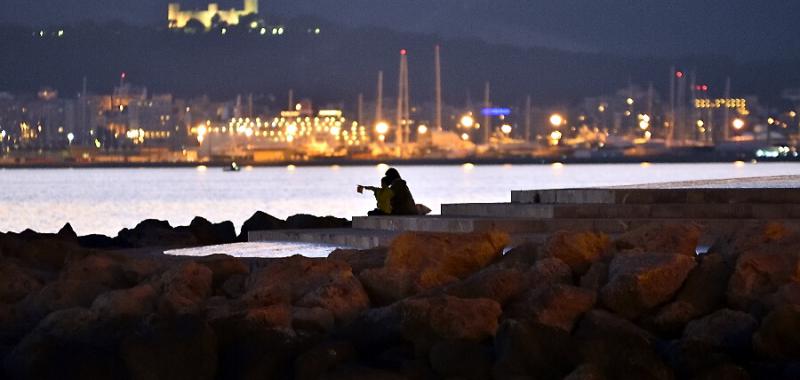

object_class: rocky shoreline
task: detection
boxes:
[1,213,799,379]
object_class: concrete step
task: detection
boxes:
[249,229,397,250]
[511,188,800,205]
[352,215,800,235]
[248,228,551,250]
[441,202,800,219]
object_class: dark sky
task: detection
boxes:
[3,0,799,60]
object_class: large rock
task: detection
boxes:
[526,257,574,288]
[0,232,84,271]
[0,260,43,304]
[575,310,673,380]
[727,249,799,312]
[753,304,800,360]
[492,319,578,380]
[328,247,388,275]
[244,256,368,325]
[539,231,611,275]
[359,231,509,304]
[398,295,501,350]
[507,285,596,332]
[429,339,492,380]
[195,254,249,293]
[443,267,526,304]
[116,219,198,248]
[91,284,157,320]
[237,211,286,241]
[294,341,357,380]
[157,261,213,315]
[651,252,732,334]
[187,217,236,245]
[120,314,218,380]
[683,309,758,355]
[614,223,702,256]
[580,261,609,290]
[600,252,696,319]
[710,221,799,262]
[3,308,123,379]
[286,214,351,229]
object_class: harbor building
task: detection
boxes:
[168,0,259,29]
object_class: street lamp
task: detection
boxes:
[67,132,74,145]
[460,114,475,128]
[375,121,389,135]
[417,124,428,135]
[732,118,745,130]
[549,114,564,128]
[500,124,512,135]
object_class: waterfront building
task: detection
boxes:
[168,0,259,30]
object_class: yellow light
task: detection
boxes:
[644,131,652,139]
[286,123,298,135]
[638,121,649,130]
[551,162,564,168]
[287,164,296,171]
[250,21,258,29]
[734,161,745,167]
[196,165,208,171]
[626,98,634,105]
[330,126,341,136]
[598,105,606,113]
[696,120,705,128]
[767,117,775,125]
[732,118,745,130]
[94,139,101,148]
[375,121,389,135]
[57,30,64,37]
[640,162,651,168]
[549,114,564,127]
[260,28,267,35]
[790,111,797,118]
[460,115,475,128]
[550,131,562,140]
[221,28,227,35]
[417,124,428,134]
[462,163,475,170]
[461,133,470,141]
[244,128,254,137]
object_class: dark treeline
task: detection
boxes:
[1,16,799,108]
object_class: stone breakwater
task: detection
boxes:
[1,218,799,379]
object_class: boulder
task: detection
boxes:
[661,338,736,379]
[294,341,357,380]
[398,295,501,350]
[527,257,574,288]
[683,309,758,355]
[507,285,596,332]
[575,310,673,380]
[120,314,218,380]
[727,249,798,312]
[195,254,249,292]
[359,231,509,304]
[291,306,335,333]
[710,221,799,262]
[492,319,578,380]
[429,339,492,380]
[157,261,213,315]
[3,308,123,379]
[651,252,732,334]
[539,231,611,275]
[496,240,539,268]
[90,284,157,320]
[237,211,286,241]
[580,261,609,290]
[77,234,121,249]
[0,232,83,271]
[443,267,526,304]
[286,214,351,229]
[564,364,606,380]
[768,282,800,309]
[245,256,368,325]
[0,260,43,304]
[328,247,388,275]
[187,217,237,245]
[753,304,800,360]
[614,223,702,256]
[116,219,198,248]
[600,252,696,319]
[56,223,78,241]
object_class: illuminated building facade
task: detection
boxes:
[168,0,259,29]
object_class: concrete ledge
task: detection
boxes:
[512,188,800,205]
[249,229,397,250]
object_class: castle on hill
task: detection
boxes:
[168,0,259,29]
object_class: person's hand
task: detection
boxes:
[357,185,364,194]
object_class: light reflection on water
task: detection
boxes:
[1,162,798,236]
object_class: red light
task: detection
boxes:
[400,49,407,56]
[703,85,709,91]
[675,71,684,79]
[121,72,126,79]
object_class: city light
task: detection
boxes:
[550,130,562,140]
[626,98,634,105]
[732,118,745,130]
[549,114,564,127]
[500,124,513,134]
[417,124,428,135]
[461,133,470,141]
[375,121,389,135]
[696,120,705,128]
[460,114,475,128]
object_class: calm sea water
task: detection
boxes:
[1,162,799,236]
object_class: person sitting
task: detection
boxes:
[384,168,420,215]
[358,176,394,216]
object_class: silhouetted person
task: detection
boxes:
[358,176,394,216]
[384,168,418,215]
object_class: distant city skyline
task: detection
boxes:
[2,0,800,60]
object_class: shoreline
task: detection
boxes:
[1,154,798,169]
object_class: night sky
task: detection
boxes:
[2,0,799,60]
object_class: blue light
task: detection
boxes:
[481,108,511,116]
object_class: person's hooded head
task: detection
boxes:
[385,168,401,182]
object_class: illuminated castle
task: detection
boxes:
[168,0,259,29]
